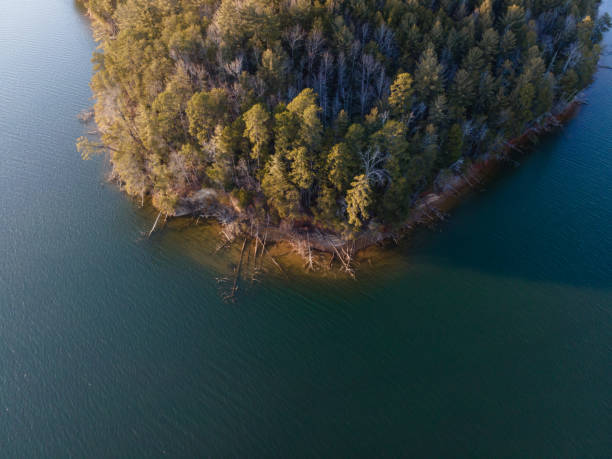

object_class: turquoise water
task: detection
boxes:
[1,1,611,456]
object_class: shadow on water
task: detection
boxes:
[398,111,612,290]
[395,35,612,291]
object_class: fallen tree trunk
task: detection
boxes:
[147,211,163,238]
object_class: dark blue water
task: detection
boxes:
[1,1,611,456]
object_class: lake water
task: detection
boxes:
[1,1,611,456]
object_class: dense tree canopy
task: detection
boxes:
[80,0,609,232]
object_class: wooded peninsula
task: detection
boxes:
[78,0,609,264]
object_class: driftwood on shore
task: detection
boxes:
[317,230,355,277]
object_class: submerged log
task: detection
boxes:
[147,211,163,238]
[227,237,249,301]
[255,235,288,278]
[258,230,268,271]
[268,255,287,278]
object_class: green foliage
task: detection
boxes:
[261,154,299,219]
[206,125,235,190]
[346,174,372,229]
[389,73,414,117]
[81,0,607,230]
[243,103,272,166]
[314,183,341,227]
[442,123,464,167]
[231,188,253,210]
[288,146,314,190]
[327,142,356,193]
[414,45,444,102]
[187,89,230,146]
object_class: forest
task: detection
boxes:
[79,0,610,236]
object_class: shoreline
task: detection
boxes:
[173,98,583,263]
[76,1,597,274]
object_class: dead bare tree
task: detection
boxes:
[360,147,390,186]
[306,27,324,85]
[223,55,244,80]
[359,53,376,116]
[317,230,355,277]
[284,24,305,61]
[316,51,334,119]
[562,41,582,73]
[374,23,395,58]
[306,233,314,271]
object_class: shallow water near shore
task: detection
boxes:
[1,0,612,456]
